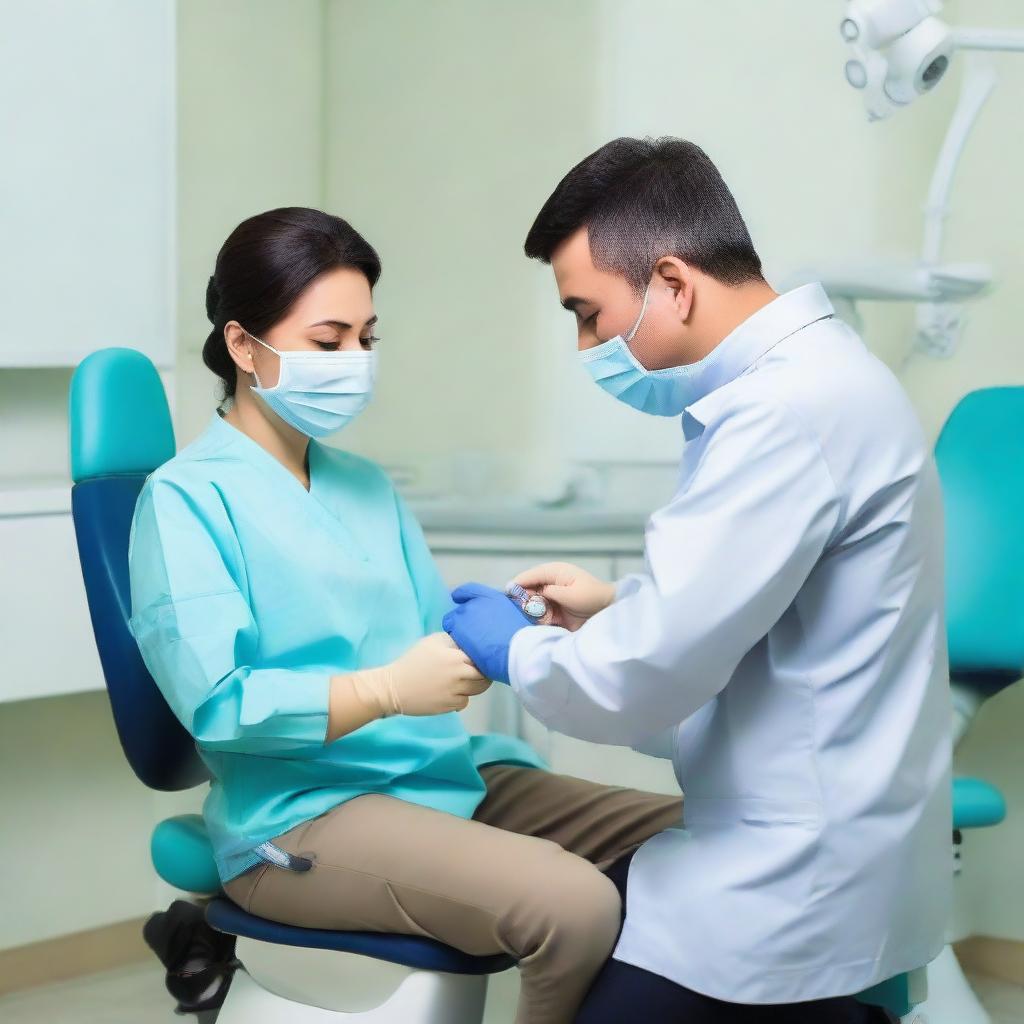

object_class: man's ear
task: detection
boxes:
[653,257,695,322]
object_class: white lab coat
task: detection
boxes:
[509,283,952,1004]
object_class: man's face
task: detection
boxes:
[549,227,689,371]
[550,228,643,352]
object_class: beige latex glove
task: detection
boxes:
[346,632,490,721]
[512,562,616,632]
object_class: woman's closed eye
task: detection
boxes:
[312,334,380,351]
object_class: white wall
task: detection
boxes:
[0,694,192,947]
[174,0,329,445]
[320,0,604,495]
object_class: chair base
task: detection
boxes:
[913,944,990,1024]
[217,938,489,1024]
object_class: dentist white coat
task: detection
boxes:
[510,283,952,1004]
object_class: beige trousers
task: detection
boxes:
[224,765,682,1024]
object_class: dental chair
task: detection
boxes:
[68,348,514,1023]
[68,346,936,1024]
[913,387,1023,1024]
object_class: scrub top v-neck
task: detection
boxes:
[128,412,543,882]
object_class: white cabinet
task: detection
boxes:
[0,0,176,368]
[0,512,105,702]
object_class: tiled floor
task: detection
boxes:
[0,962,181,1024]
[0,960,1020,1023]
[971,975,1024,1024]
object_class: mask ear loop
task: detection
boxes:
[624,284,652,345]
[247,341,262,389]
[243,328,279,389]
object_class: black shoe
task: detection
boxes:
[143,899,239,1015]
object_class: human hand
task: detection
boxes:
[442,583,534,684]
[352,632,490,717]
[511,562,615,632]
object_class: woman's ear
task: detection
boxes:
[224,322,255,375]
[654,257,695,322]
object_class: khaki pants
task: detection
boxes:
[224,765,682,1024]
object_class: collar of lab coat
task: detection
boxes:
[681,282,834,432]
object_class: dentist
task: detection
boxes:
[444,137,952,1023]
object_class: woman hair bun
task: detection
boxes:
[205,275,221,323]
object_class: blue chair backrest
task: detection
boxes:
[69,348,209,792]
[935,387,1024,680]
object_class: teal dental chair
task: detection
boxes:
[912,387,1022,1024]
[68,348,513,1023]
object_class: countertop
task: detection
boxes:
[0,477,648,549]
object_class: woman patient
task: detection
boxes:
[128,207,682,1024]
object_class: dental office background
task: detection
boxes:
[1,0,1021,994]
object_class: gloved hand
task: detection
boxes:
[442,583,534,684]
[511,562,616,632]
[349,633,490,718]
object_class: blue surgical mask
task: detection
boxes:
[578,286,712,417]
[246,331,377,438]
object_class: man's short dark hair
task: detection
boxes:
[524,137,763,292]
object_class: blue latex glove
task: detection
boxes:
[442,582,534,684]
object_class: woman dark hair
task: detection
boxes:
[201,207,382,407]
[127,207,681,1024]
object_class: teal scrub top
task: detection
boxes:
[128,413,543,882]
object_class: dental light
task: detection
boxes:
[841,0,1024,120]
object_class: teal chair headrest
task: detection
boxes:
[935,387,1024,674]
[69,348,175,482]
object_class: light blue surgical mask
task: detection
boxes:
[246,331,377,438]
[578,286,712,418]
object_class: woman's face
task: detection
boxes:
[225,266,378,389]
